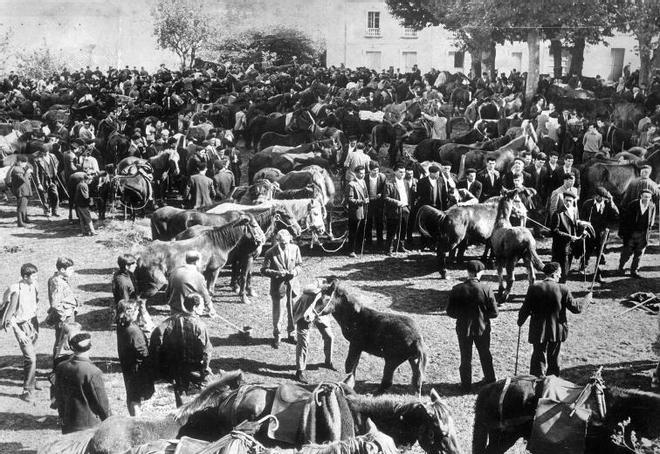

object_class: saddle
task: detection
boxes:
[267,383,313,444]
[528,373,606,454]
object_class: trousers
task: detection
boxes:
[619,231,648,272]
[296,318,334,371]
[457,332,496,388]
[272,291,295,339]
[347,218,366,254]
[14,317,39,391]
[530,341,562,377]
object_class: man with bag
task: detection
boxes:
[47,257,79,365]
[2,263,41,401]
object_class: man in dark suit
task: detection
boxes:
[383,163,412,254]
[167,250,216,317]
[457,168,482,200]
[345,165,369,257]
[365,161,386,249]
[10,154,33,227]
[416,165,448,210]
[552,154,580,194]
[446,260,498,392]
[527,153,548,204]
[580,187,619,283]
[543,152,561,194]
[212,158,235,200]
[477,156,501,201]
[618,189,656,278]
[184,165,216,209]
[502,158,532,189]
[517,262,582,377]
[549,192,585,283]
[53,332,111,433]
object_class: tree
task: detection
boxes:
[614,0,660,85]
[15,46,68,80]
[151,0,215,70]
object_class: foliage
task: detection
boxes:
[151,0,215,70]
[14,46,69,80]
[207,26,323,66]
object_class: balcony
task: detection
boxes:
[402,28,418,39]
[365,28,382,38]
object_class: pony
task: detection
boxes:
[95,117,131,165]
[248,151,330,183]
[258,130,314,151]
[110,169,154,220]
[312,278,428,396]
[117,148,180,202]
[134,215,266,298]
[472,374,660,454]
[254,167,285,182]
[246,109,316,149]
[489,190,544,304]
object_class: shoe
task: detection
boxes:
[631,271,642,279]
[20,391,33,403]
[595,276,606,284]
[321,361,337,371]
[285,335,297,345]
[271,338,280,349]
[348,252,357,258]
[33,383,43,391]
[295,370,309,384]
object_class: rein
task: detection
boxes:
[309,287,336,321]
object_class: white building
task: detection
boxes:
[324,0,641,81]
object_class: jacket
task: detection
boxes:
[167,264,213,313]
[213,169,235,200]
[261,243,302,298]
[73,181,91,208]
[476,169,501,202]
[10,166,32,198]
[112,270,136,305]
[620,199,656,240]
[550,209,578,253]
[518,279,582,343]
[184,173,216,209]
[457,179,482,201]
[580,197,619,233]
[365,172,387,201]
[383,178,413,218]
[53,355,111,434]
[416,176,448,210]
[346,178,369,220]
[446,278,498,337]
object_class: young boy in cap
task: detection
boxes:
[446,260,498,392]
[619,188,656,278]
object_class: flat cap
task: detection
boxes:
[543,262,561,275]
[466,260,485,274]
[428,165,440,173]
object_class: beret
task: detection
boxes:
[428,165,440,173]
[369,161,379,170]
[70,332,92,353]
[466,260,485,274]
[543,262,561,275]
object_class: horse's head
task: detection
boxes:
[305,276,341,321]
[166,149,180,176]
[417,389,462,454]
[304,198,327,235]
[295,109,316,131]
[271,208,302,238]
[499,189,527,219]
[238,214,266,248]
[134,254,168,298]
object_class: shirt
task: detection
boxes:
[48,272,77,319]
[395,178,408,206]
[9,282,38,323]
[368,175,378,199]
[640,200,649,216]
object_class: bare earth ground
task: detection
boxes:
[0,169,659,453]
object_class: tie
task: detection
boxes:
[489,172,494,186]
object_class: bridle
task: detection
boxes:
[306,286,337,322]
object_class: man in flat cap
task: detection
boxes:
[518,262,583,377]
[417,164,448,211]
[550,191,586,282]
[621,164,659,207]
[619,188,656,278]
[446,260,498,392]
[457,168,482,200]
[167,250,217,317]
[580,187,619,283]
[53,332,111,433]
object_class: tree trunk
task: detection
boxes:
[525,29,541,102]
[550,39,563,80]
[480,40,496,79]
[469,49,481,79]
[637,33,652,86]
[568,36,585,77]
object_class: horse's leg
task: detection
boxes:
[524,256,536,285]
[482,241,494,268]
[484,428,521,454]
[456,239,468,265]
[239,256,253,304]
[345,343,362,379]
[496,260,505,304]
[230,259,239,293]
[503,261,516,303]
[408,356,424,397]
[437,244,448,279]
[376,359,400,395]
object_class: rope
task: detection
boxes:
[312,231,348,253]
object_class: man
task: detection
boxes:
[3,263,41,401]
[292,281,336,383]
[548,174,579,219]
[212,158,235,200]
[477,157,501,202]
[345,165,369,257]
[74,173,96,236]
[184,165,216,209]
[34,145,61,216]
[53,332,111,432]
[517,262,583,377]
[48,257,79,363]
[619,188,656,279]
[621,164,659,206]
[344,142,371,178]
[261,230,303,348]
[364,161,386,250]
[543,152,561,193]
[457,168,482,201]
[550,192,585,283]
[502,158,532,189]
[167,250,216,317]
[149,294,212,407]
[553,154,580,194]
[78,120,96,143]
[383,163,412,255]
[10,155,33,227]
[527,153,548,202]
[446,260,498,392]
[417,165,448,210]
[580,187,619,283]
[79,146,100,176]
[582,123,603,161]
[421,110,448,140]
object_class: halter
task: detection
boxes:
[308,287,337,321]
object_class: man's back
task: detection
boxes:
[54,356,111,434]
[447,278,497,337]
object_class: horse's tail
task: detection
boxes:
[174,370,244,423]
[526,242,545,271]
[416,205,446,239]
[472,389,491,454]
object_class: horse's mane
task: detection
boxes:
[346,392,421,417]
[174,370,244,422]
[335,284,365,312]
[190,216,251,249]
[272,198,318,221]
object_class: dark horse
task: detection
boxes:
[110,170,153,220]
[95,118,131,165]
[311,277,428,396]
[172,208,302,304]
[176,373,461,454]
[472,374,660,454]
[246,110,316,149]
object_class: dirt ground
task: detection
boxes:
[0,175,659,454]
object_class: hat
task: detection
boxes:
[466,167,477,174]
[563,173,576,180]
[640,188,653,195]
[640,164,652,170]
[354,165,365,173]
[393,162,405,171]
[564,154,574,160]
[563,191,577,199]
[466,260,485,274]
[536,152,547,161]
[69,332,92,353]
[441,161,452,167]
[594,187,610,198]
[428,165,440,173]
[16,154,28,162]
[368,160,379,170]
[71,138,85,147]
[543,262,561,275]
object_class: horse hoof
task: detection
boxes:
[246,290,256,298]
[241,296,251,305]
[230,285,239,294]
[439,272,447,280]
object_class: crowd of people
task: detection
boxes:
[1,60,659,439]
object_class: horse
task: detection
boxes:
[246,110,316,149]
[248,151,330,183]
[175,375,460,454]
[37,370,246,454]
[489,190,544,304]
[449,87,471,115]
[254,167,285,182]
[134,215,266,298]
[110,169,154,220]
[117,148,180,202]
[171,208,302,304]
[232,182,323,205]
[205,198,327,237]
[371,122,408,167]
[67,171,114,222]
[258,130,314,151]
[95,117,131,165]
[472,374,660,454]
[311,277,428,396]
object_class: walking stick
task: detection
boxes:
[514,324,522,375]
[29,174,49,216]
[55,172,70,199]
[586,228,609,304]
[360,208,368,259]
[395,206,403,254]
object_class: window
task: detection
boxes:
[448,51,464,69]
[365,51,382,70]
[511,52,523,72]
[402,27,418,38]
[402,51,417,72]
[367,11,381,36]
